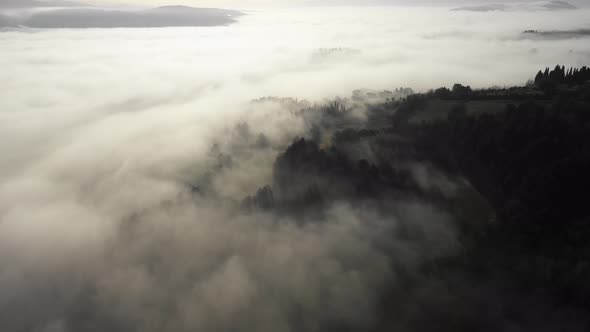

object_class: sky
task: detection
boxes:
[1,0,587,9]
[112,0,588,8]
[112,0,579,8]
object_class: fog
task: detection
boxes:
[1,5,589,332]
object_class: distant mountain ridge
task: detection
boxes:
[521,28,590,39]
[0,5,244,28]
[0,0,84,8]
[452,1,577,12]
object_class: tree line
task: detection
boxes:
[534,65,590,89]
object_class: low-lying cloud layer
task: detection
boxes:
[1,5,590,332]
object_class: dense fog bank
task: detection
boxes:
[1,6,590,332]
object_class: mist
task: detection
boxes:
[1,4,590,332]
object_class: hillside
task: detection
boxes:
[237,66,590,331]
